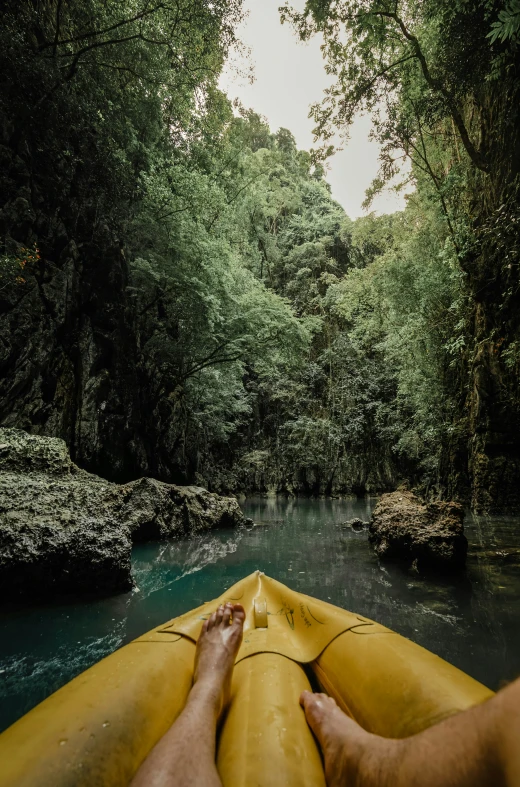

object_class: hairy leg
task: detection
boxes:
[301,676,520,787]
[131,602,245,787]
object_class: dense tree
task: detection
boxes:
[280,0,520,510]
[1,1,519,509]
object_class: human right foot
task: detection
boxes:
[300,691,400,787]
[192,602,246,718]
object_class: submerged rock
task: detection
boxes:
[343,518,369,532]
[369,491,467,572]
[0,429,244,598]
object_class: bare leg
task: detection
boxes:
[131,602,246,787]
[301,676,520,787]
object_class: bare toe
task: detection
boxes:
[300,691,376,786]
[231,603,245,629]
[300,691,338,743]
[193,602,246,716]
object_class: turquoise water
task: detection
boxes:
[1,497,520,734]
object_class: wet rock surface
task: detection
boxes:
[125,477,245,541]
[343,518,369,532]
[0,429,244,598]
[369,491,467,572]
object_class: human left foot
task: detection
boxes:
[192,602,246,717]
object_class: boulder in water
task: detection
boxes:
[124,477,244,540]
[369,491,467,572]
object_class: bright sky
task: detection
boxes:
[219,0,411,219]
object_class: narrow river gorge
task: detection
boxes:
[1,498,520,734]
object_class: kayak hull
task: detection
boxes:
[0,571,493,786]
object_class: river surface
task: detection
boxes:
[1,497,520,733]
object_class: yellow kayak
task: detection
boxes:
[0,571,493,787]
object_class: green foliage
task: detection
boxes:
[126,107,316,456]
[488,0,520,43]
[317,203,459,483]
[273,0,520,499]
[0,0,245,239]
[282,0,500,183]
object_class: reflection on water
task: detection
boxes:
[1,497,520,733]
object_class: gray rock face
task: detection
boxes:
[235,449,397,498]
[369,491,467,572]
[0,429,244,598]
[122,477,244,541]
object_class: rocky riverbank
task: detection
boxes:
[0,429,244,598]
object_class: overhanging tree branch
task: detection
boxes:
[39,3,168,51]
[181,353,243,380]
[371,10,489,172]
[360,53,416,93]
[52,0,63,58]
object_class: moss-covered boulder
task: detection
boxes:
[122,477,244,541]
[0,429,244,598]
[369,490,467,572]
